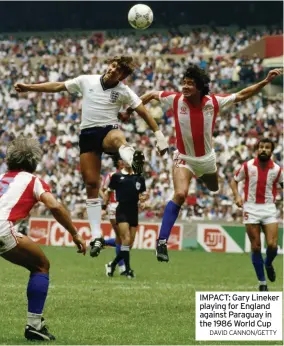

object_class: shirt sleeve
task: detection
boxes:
[139,177,146,193]
[33,177,51,201]
[277,168,283,186]
[159,91,178,109]
[123,86,142,109]
[108,174,117,191]
[65,75,84,94]
[214,93,236,110]
[234,164,245,182]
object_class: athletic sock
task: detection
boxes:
[159,200,181,241]
[119,144,135,166]
[105,238,116,247]
[112,245,130,271]
[116,244,125,267]
[86,198,102,239]
[251,252,265,282]
[27,273,49,330]
[264,247,278,266]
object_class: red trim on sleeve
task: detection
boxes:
[39,179,51,193]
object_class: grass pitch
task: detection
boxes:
[0,247,282,345]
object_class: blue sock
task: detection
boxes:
[116,244,125,267]
[264,247,278,266]
[251,252,265,282]
[105,238,116,247]
[27,273,49,314]
[159,200,181,241]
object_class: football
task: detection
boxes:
[128,4,153,30]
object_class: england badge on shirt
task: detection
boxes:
[110,91,120,103]
[136,182,141,190]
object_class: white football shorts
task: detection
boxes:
[243,203,278,225]
[0,220,23,255]
[173,149,217,177]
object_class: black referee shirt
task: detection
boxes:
[109,171,146,204]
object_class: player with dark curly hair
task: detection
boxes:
[120,65,282,263]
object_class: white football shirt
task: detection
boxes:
[65,75,142,129]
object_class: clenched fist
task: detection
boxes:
[14,83,30,93]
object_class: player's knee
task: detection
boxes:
[85,180,100,191]
[266,243,277,250]
[174,191,187,205]
[121,234,131,245]
[31,256,50,274]
[251,244,261,253]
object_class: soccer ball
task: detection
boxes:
[128,4,153,30]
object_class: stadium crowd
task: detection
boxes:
[0,29,282,223]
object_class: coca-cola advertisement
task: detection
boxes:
[28,218,183,250]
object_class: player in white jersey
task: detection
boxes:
[14,56,168,258]
[0,136,86,341]
[121,65,282,262]
[231,138,283,292]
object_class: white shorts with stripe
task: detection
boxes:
[108,202,118,220]
[0,220,23,255]
[173,149,217,177]
[243,203,278,225]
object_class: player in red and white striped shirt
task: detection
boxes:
[121,65,282,262]
[231,138,283,291]
[0,136,86,341]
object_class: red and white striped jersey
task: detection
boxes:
[0,170,50,222]
[234,158,283,204]
[103,172,117,203]
[159,92,236,157]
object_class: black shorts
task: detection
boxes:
[116,204,138,227]
[79,125,119,155]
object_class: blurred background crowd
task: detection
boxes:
[0,27,282,223]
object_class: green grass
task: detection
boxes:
[0,247,282,345]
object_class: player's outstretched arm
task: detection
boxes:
[230,179,243,208]
[140,91,161,105]
[14,82,67,93]
[234,68,282,103]
[40,192,87,254]
[119,91,161,122]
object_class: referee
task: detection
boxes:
[105,161,147,278]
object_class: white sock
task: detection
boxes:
[27,312,42,330]
[259,280,267,285]
[86,198,102,239]
[119,145,135,166]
